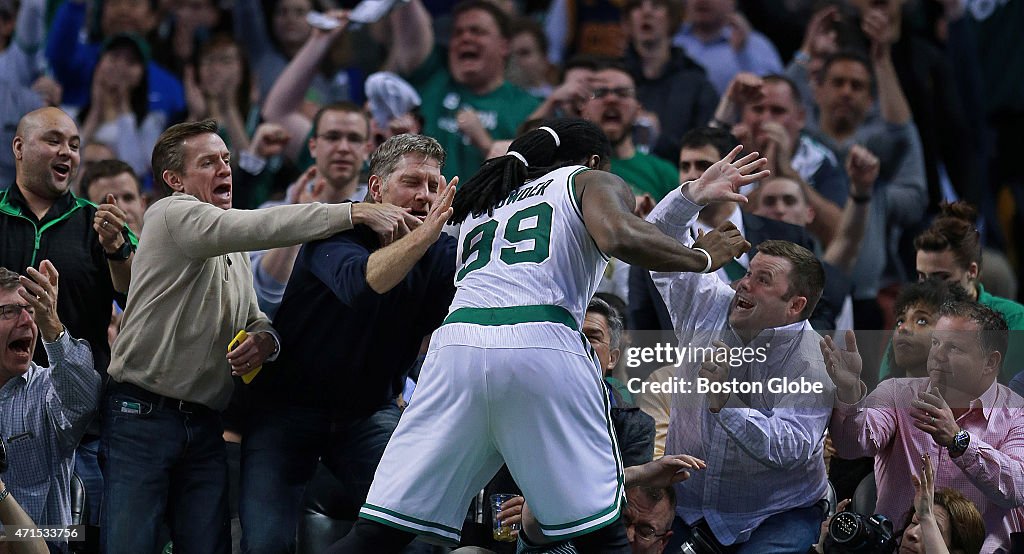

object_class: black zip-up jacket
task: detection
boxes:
[0,185,132,372]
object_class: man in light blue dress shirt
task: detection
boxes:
[648,158,835,552]
[0,262,101,552]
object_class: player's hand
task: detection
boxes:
[686,145,769,205]
[634,193,656,218]
[626,454,707,488]
[692,223,750,272]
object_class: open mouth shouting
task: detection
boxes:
[5,330,35,369]
[734,295,755,312]
[52,162,72,182]
[212,182,232,207]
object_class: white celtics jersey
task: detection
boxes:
[449,165,609,327]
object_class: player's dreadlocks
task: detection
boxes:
[450,118,612,224]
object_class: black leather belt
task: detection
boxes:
[108,381,214,415]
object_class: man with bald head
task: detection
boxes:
[2,107,137,529]
[2,107,134,372]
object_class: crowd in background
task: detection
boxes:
[1,0,1023,551]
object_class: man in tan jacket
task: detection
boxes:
[99,119,417,554]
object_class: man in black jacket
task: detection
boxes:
[621,0,718,163]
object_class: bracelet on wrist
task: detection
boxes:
[0,489,9,503]
[693,247,714,273]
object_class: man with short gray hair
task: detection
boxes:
[240,133,458,553]
[102,119,413,554]
[0,261,101,553]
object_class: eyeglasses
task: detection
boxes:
[591,87,636,100]
[628,522,669,542]
[316,132,367,145]
[0,304,34,321]
[678,160,713,173]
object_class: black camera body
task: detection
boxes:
[824,511,898,554]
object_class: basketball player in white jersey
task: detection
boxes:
[327,119,769,553]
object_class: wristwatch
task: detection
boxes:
[948,429,970,457]
[105,240,133,261]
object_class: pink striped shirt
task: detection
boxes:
[831,377,1024,553]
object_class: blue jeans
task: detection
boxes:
[239,405,330,554]
[74,436,103,525]
[238,402,402,554]
[668,504,824,554]
[322,403,403,515]
[99,389,230,554]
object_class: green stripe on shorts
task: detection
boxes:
[360,503,461,545]
[444,305,579,331]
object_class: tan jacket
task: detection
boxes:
[107,193,354,410]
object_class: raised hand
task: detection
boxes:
[250,123,292,159]
[726,72,765,107]
[910,388,959,449]
[18,260,63,341]
[912,453,935,518]
[687,145,770,205]
[184,65,208,120]
[95,194,129,255]
[693,223,750,272]
[845,144,880,198]
[800,6,840,62]
[727,12,752,52]
[417,175,457,242]
[861,8,895,61]
[820,331,863,403]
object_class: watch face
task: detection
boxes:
[954,430,969,451]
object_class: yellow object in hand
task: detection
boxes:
[228,330,263,384]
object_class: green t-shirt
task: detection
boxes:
[878,283,1024,382]
[977,284,1024,382]
[408,48,541,181]
[609,151,679,201]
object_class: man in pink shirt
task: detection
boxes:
[823,301,1024,553]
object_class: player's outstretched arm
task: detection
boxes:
[578,171,748,273]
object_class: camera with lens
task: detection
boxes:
[823,511,897,554]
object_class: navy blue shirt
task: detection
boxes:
[251,223,457,417]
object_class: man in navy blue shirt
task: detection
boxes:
[239,134,457,554]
